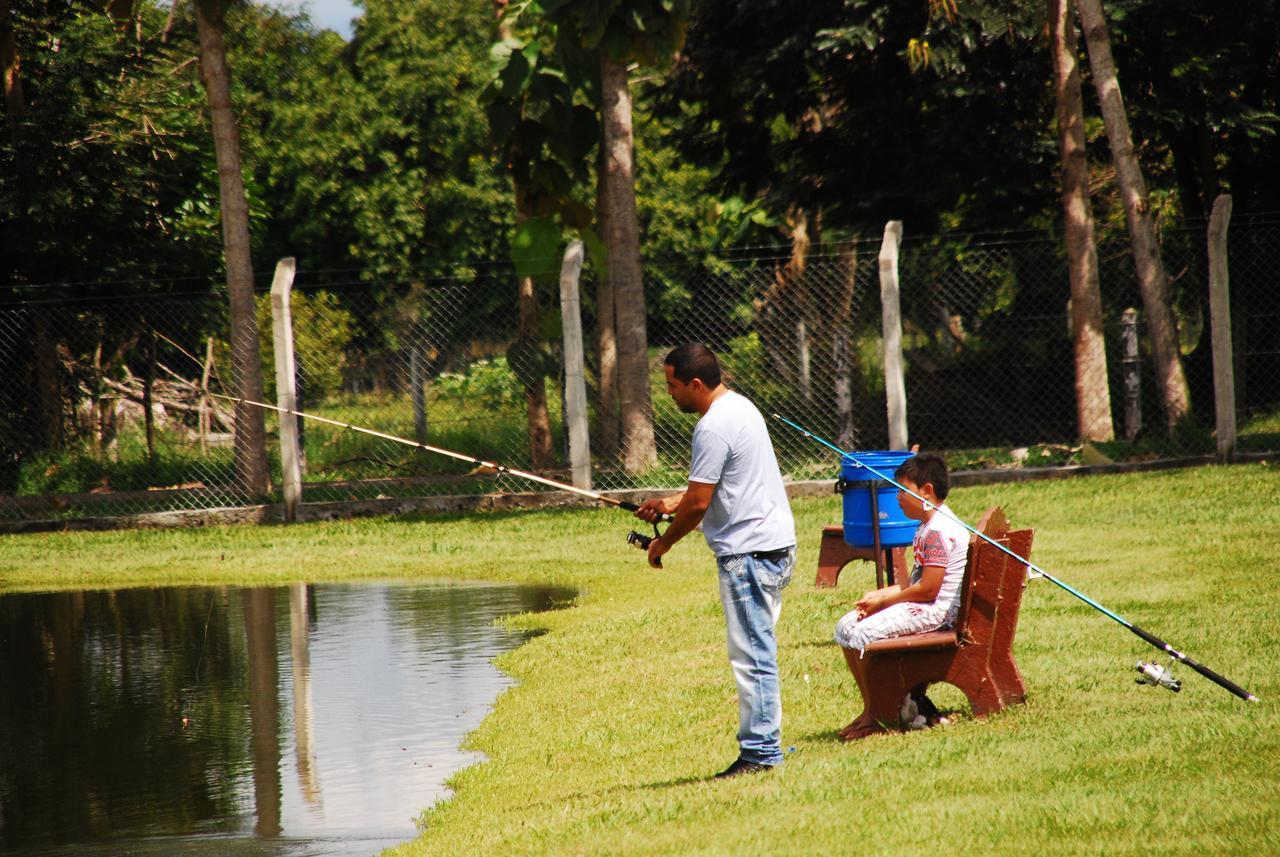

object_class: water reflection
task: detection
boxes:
[0,581,573,856]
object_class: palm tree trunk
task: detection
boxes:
[1075,0,1191,433]
[594,153,620,457]
[516,233,555,469]
[196,0,270,495]
[1051,0,1113,442]
[600,55,655,473]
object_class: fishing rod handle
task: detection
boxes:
[1129,624,1259,703]
[616,500,675,523]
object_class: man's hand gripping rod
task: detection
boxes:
[211,393,671,553]
[770,413,1258,703]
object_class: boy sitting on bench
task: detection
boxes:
[833,454,967,740]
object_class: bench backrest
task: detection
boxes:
[953,507,1034,647]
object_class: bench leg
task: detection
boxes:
[957,664,1025,718]
[816,529,907,589]
[816,527,862,587]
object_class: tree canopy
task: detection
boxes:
[4,0,1276,287]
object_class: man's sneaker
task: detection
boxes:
[713,757,775,779]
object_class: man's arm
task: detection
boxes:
[642,481,714,569]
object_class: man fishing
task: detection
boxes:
[635,343,797,778]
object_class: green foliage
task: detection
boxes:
[1,2,223,288]
[510,217,566,277]
[482,10,601,273]
[233,0,513,281]
[14,443,230,496]
[541,0,692,66]
[253,291,356,399]
[718,333,789,402]
[432,358,525,408]
[486,0,696,276]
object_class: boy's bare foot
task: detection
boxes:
[837,714,874,740]
[839,721,883,741]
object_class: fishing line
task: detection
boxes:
[771,413,1258,703]
[179,593,218,729]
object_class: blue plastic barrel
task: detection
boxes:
[841,450,919,548]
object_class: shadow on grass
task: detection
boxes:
[796,713,969,746]
[502,768,758,818]
[791,638,841,649]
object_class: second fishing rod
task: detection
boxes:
[211,393,671,562]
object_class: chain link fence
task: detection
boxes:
[2,217,1278,526]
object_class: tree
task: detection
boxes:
[495,2,554,469]
[486,1,691,473]
[485,4,600,469]
[593,144,619,456]
[597,53,655,472]
[0,0,22,149]
[1048,0,1113,442]
[1075,0,1191,433]
[195,0,270,495]
[543,0,691,474]
[666,0,1056,236]
[0,2,225,476]
[0,0,58,451]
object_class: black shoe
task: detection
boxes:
[713,757,775,779]
[911,685,942,721]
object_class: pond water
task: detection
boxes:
[0,581,574,856]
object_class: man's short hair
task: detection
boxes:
[664,343,722,388]
[895,453,950,500]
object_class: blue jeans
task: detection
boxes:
[716,547,795,766]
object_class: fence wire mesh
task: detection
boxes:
[2,217,1278,524]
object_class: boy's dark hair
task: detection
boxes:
[664,343,722,388]
[895,453,950,500]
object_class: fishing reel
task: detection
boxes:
[627,521,665,567]
[1135,659,1181,693]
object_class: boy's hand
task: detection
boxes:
[856,591,887,618]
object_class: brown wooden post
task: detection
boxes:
[1207,194,1236,462]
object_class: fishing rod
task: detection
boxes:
[771,413,1259,704]
[210,393,669,562]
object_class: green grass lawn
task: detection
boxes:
[2,463,1277,854]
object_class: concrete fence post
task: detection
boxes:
[410,345,427,444]
[559,240,592,489]
[1121,307,1142,440]
[270,257,302,521]
[879,220,909,449]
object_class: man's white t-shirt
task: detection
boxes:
[688,390,796,557]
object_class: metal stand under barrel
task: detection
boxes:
[868,480,888,589]
[840,476,897,589]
